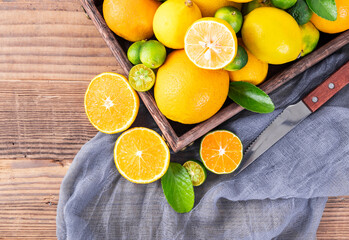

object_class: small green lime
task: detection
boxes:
[127,40,145,65]
[214,6,243,33]
[271,0,296,9]
[128,64,156,92]
[287,0,313,25]
[183,160,207,187]
[140,40,167,69]
[242,0,272,16]
[224,45,248,71]
[300,22,320,57]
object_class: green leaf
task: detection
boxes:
[306,0,337,21]
[228,81,275,114]
[161,163,194,213]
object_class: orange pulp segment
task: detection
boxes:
[200,130,243,174]
[84,72,139,134]
[114,127,170,184]
[184,17,237,70]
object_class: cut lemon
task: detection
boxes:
[114,127,170,184]
[184,17,238,70]
[200,130,243,174]
[183,160,207,186]
[128,64,156,92]
[84,72,139,134]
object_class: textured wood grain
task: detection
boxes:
[0,79,97,160]
[318,197,349,239]
[0,1,120,81]
[0,158,69,239]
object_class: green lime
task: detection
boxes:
[128,64,155,92]
[287,0,313,25]
[214,6,243,33]
[300,22,320,57]
[140,40,167,69]
[127,40,145,65]
[224,45,248,71]
[271,0,296,9]
[183,160,207,187]
[242,0,272,16]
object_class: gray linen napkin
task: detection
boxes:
[57,44,349,240]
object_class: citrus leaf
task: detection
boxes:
[228,81,275,113]
[161,162,194,213]
[306,0,337,21]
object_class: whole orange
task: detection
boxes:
[311,0,349,34]
[154,50,229,124]
[103,0,160,42]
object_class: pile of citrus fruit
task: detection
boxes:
[83,0,348,212]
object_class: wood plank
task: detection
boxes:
[0,1,121,81]
[0,158,68,239]
[318,197,349,239]
[0,79,97,160]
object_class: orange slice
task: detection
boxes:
[200,130,243,174]
[184,17,238,70]
[84,72,139,134]
[114,127,170,184]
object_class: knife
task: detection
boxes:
[234,61,349,177]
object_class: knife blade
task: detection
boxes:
[234,61,349,177]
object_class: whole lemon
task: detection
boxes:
[153,0,202,49]
[193,0,241,17]
[241,7,302,64]
[103,0,160,42]
[155,50,229,124]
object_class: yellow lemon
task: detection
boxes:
[242,7,302,64]
[153,0,202,49]
[193,0,241,17]
[185,18,238,70]
[103,0,160,42]
[154,50,229,124]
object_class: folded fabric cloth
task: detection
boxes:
[57,44,349,240]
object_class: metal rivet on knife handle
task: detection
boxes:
[302,62,349,113]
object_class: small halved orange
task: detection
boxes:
[200,130,243,174]
[84,72,139,134]
[114,127,170,184]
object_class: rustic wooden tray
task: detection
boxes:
[80,0,349,152]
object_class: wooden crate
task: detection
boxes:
[80,0,349,152]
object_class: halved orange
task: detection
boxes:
[184,17,238,70]
[114,127,170,184]
[84,72,139,134]
[200,130,243,174]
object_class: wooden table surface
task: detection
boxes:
[0,0,348,239]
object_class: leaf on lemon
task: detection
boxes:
[306,0,337,21]
[161,162,194,213]
[228,81,275,114]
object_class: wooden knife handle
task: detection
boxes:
[303,61,349,112]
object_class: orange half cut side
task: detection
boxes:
[114,127,170,184]
[200,130,243,174]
